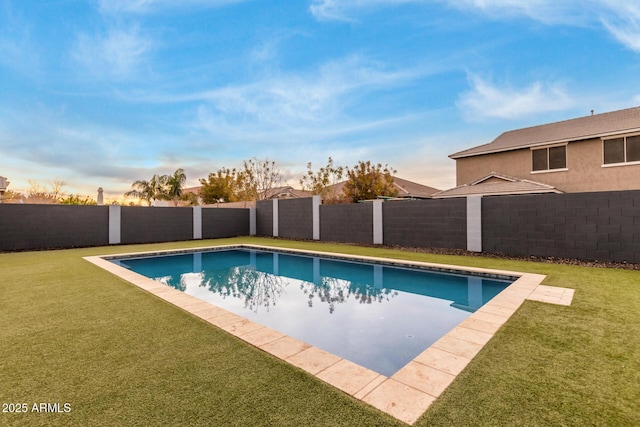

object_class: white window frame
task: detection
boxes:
[602,133,640,168]
[530,143,568,174]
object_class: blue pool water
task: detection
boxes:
[112,248,512,376]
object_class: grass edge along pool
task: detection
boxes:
[88,244,545,424]
[108,245,515,377]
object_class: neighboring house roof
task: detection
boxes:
[184,185,311,200]
[182,186,201,195]
[261,186,312,199]
[450,106,640,159]
[185,178,438,202]
[432,172,562,198]
[391,177,440,198]
[327,177,440,199]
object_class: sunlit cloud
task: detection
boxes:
[72,25,152,79]
[457,75,574,120]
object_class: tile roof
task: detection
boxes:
[261,186,312,199]
[431,172,562,198]
[328,177,440,199]
[450,106,640,159]
[390,177,440,198]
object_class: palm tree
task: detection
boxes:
[150,174,169,202]
[124,179,155,206]
[125,174,170,205]
[166,168,187,206]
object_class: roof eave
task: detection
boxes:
[432,188,562,198]
[450,126,640,159]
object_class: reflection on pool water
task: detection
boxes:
[112,248,512,376]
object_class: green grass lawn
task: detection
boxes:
[1,237,638,426]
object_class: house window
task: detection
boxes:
[532,145,567,172]
[604,135,640,164]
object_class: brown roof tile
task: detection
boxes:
[450,106,640,159]
[432,172,561,198]
[328,177,440,199]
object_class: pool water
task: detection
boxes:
[112,248,511,376]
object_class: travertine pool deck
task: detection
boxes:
[85,245,574,425]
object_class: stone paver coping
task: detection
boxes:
[85,244,574,425]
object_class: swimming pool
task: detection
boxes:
[110,247,513,376]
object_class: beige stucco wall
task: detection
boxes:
[455,138,640,192]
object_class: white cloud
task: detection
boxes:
[598,1,640,52]
[309,0,354,22]
[457,75,574,120]
[310,0,640,53]
[444,0,584,24]
[445,0,640,52]
[180,56,427,163]
[98,0,250,14]
[73,25,152,79]
[147,55,418,124]
[310,0,421,21]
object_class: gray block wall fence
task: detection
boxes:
[0,204,109,251]
[382,198,467,249]
[202,208,250,239]
[255,200,274,237]
[482,191,640,263]
[1,190,639,263]
[277,197,315,240]
[320,202,374,245]
[120,206,193,244]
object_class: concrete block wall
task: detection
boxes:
[278,198,314,240]
[2,191,639,264]
[382,199,467,249]
[202,208,250,239]
[120,206,193,244]
[482,191,640,263]
[255,200,274,237]
[320,203,373,244]
[0,204,109,251]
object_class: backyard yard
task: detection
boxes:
[1,237,638,426]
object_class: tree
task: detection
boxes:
[343,161,398,202]
[199,168,241,204]
[150,174,170,202]
[166,168,187,206]
[59,194,97,205]
[26,179,67,203]
[181,192,200,206]
[237,157,283,201]
[124,179,156,206]
[300,157,346,203]
[124,169,187,206]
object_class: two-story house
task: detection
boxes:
[437,106,640,197]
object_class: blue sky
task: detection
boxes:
[1,0,640,199]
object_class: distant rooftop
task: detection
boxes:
[328,177,440,199]
[432,172,561,198]
[450,106,640,159]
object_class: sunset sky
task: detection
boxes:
[1,0,639,199]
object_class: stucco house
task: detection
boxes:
[448,106,640,194]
